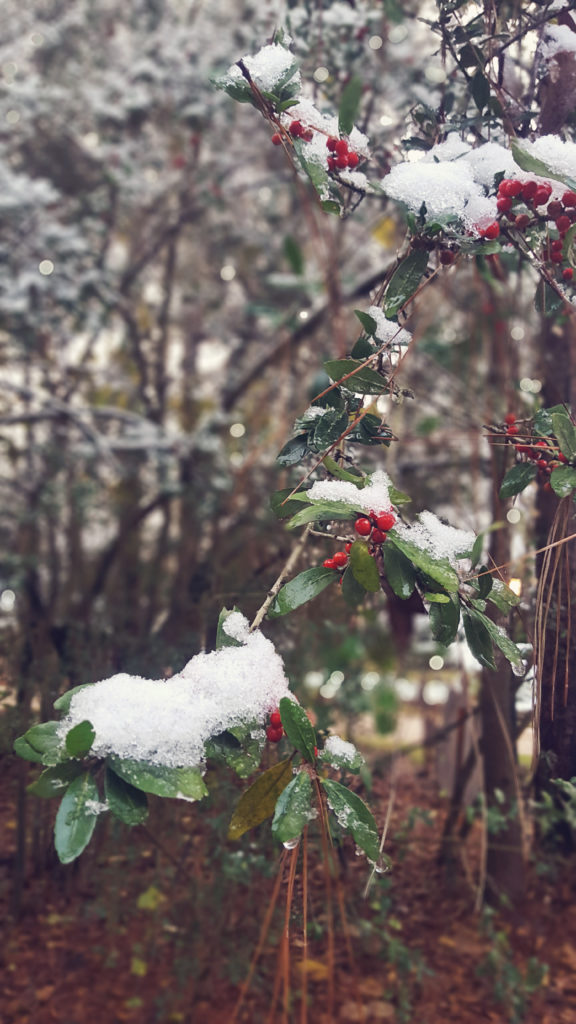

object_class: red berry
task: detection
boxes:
[266,725,283,743]
[439,249,455,265]
[271,133,283,146]
[507,424,519,435]
[504,413,516,425]
[270,711,282,727]
[536,440,548,448]
[506,179,523,198]
[547,200,564,219]
[347,151,360,168]
[550,251,563,263]
[556,215,571,233]
[515,214,530,230]
[558,452,568,463]
[314,746,318,758]
[551,238,564,252]
[289,120,303,137]
[563,191,576,207]
[534,186,551,206]
[327,156,337,172]
[333,551,348,568]
[355,517,372,537]
[371,529,387,544]
[497,197,512,213]
[335,154,349,169]
[301,129,314,142]
[376,511,396,532]
[345,542,352,553]
[563,267,574,281]
[521,180,538,201]
[323,558,337,569]
[481,222,500,239]
[327,137,338,151]
[334,139,348,156]
[537,459,548,470]
[515,444,532,455]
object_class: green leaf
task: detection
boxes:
[354,310,378,336]
[463,610,496,670]
[13,735,45,764]
[108,758,208,802]
[321,199,342,215]
[488,578,520,612]
[348,413,391,447]
[65,720,95,758]
[341,564,367,607]
[383,250,429,319]
[550,466,576,497]
[429,597,460,647]
[467,607,524,670]
[351,334,376,359]
[387,530,459,592]
[270,487,312,519]
[283,235,304,275]
[27,762,84,798]
[104,766,149,826]
[470,533,484,568]
[322,455,365,485]
[381,543,416,599]
[216,606,244,649]
[476,566,493,600]
[228,759,294,840]
[317,741,364,773]
[279,696,316,762]
[287,499,363,530]
[54,684,91,713]
[321,778,380,862]
[311,408,349,449]
[206,730,262,778]
[512,142,576,191]
[271,771,314,844]
[338,75,363,136]
[471,69,490,112]
[349,540,381,593]
[17,721,63,766]
[268,566,338,617]
[388,486,411,506]
[551,412,576,461]
[54,772,100,864]
[424,592,450,603]
[499,462,537,499]
[277,434,309,467]
[323,358,389,395]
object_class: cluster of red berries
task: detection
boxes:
[504,414,569,485]
[326,136,360,171]
[271,122,362,174]
[266,709,284,744]
[493,179,576,282]
[354,509,396,546]
[323,543,352,571]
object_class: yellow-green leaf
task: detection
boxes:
[228,759,294,840]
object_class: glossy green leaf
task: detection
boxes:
[488,578,520,612]
[476,566,493,600]
[511,142,576,191]
[206,730,262,778]
[321,199,342,215]
[13,735,45,764]
[108,757,208,801]
[381,543,416,599]
[228,759,294,840]
[387,530,459,592]
[27,762,84,798]
[338,75,363,136]
[429,597,460,647]
[354,309,378,336]
[271,771,314,844]
[388,486,411,506]
[283,235,303,275]
[54,772,100,864]
[551,412,576,461]
[216,606,244,649]
[277,434,309,467]
[65,720,95,757]
[287,499,363,530]
[311,408,349,449]
[322,455,366,485]
[471,69,490,111]
[463,610,496,670]
[321,778,380,862]
[17,721,63,766]
[499,462,537,499]
[279,696,316,762]
[467,607,523,670]
[550,466,576,497]
[383,250,429,319]
[341,564,366,607]
[317,742,364,773]
[268,566,338,617]
[350,540,381,593]
[351,334,376,359]
[54,684,91,713]
[104,766,149,826]
[323,358,389,395]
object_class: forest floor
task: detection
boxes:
[1,752,576,1024]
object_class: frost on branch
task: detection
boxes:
[59,614,291,769]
